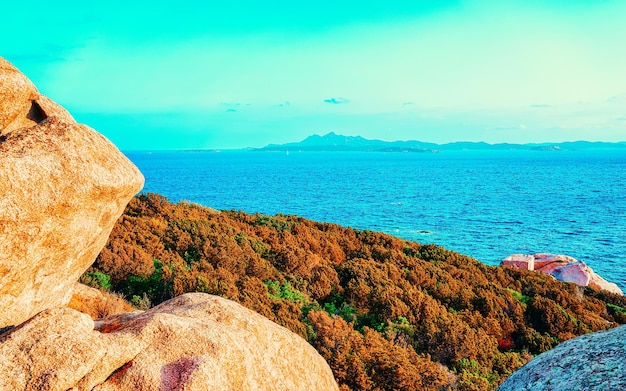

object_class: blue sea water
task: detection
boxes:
[125,149,626,292]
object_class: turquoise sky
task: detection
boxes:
[2,0,625,149]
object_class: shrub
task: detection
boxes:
[264,280,307,303]
[67,286,133,319]
[81,271,112,291]
[119,259,174,306]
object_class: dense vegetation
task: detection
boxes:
[85,193,626,391]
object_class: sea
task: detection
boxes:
[125,149,626,293]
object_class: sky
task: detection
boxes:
[2,0,625,150]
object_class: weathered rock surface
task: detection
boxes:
[0,293,339,391]
[502,253,623,295]
[497,324,626,391]
[0,57,144,327]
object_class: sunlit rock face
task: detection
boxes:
[497,324,626,391]
[0,57,144,328]
[502,253,623,295]
[0,58,338,391]
[0,293,340,391]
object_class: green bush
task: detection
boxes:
[607,303,626,315]
[119,259,173,306]
[506,288,530,305]
[253,215,295,232]
[82,271,112,291]
[130,293,152,310]
[264,280,307,303]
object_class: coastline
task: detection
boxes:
[124,149,626,293]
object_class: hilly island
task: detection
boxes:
[1,57,626,391]
[255,132,626,153]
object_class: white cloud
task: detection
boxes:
[324,97,350,104]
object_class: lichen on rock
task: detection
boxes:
[497,324,626,391]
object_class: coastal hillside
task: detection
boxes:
[86,193,626,391]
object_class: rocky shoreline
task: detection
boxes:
[502,253,623,296]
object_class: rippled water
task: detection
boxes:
[126,149,626,292]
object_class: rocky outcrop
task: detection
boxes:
[0,58,339,390]
[502,254,623,295]
[497,324,626,390]
[0,293,339,391]
[0,57,144,327]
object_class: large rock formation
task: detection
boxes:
[497,324,626,390]
[0,57,145,327]
[502,253,623,295]
[0,293,339,391]
[0,58,339,390]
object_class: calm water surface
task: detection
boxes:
[125,150,626,292]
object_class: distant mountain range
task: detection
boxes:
[254,132,626,152]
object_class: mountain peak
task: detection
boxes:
[259,132,435,152]
[304,132,368,144]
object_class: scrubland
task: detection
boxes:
[83,193,626,391]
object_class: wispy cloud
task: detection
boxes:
[607,94,626,103]
[324,97,350,104]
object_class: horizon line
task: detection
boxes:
[121,138,626,154]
